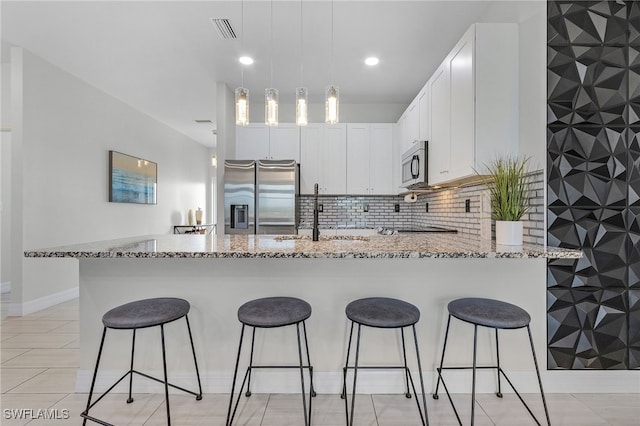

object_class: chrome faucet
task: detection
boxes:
[312,183,320,241]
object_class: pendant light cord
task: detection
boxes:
[240,0,244,87]
[330,0,334,82]
[270,0,273,88]
[300,0,304,86]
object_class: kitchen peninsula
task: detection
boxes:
[26,234,584,395]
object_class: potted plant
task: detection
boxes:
[477,156,531,246]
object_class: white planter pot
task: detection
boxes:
[495,220,523,246]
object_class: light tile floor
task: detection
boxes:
[1,299,639,425]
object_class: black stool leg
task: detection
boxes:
[245,327,256,397]
[302,321,316,398]
[127,329,136,404]
[82,327,107,426]
[160,324,171,426]
[341,321,355,401]
[528,325,551,426]
[495,328,503,398]
[296,323,311,426]
[226,324,246,426]
[401,328,412,398]
[412,324,429,426]
[185,315,203,400]
[471,324,478,426]
[433,314,451,399]
[348,324,362,426]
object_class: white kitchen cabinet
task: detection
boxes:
[429,61,451,185]
[404,101,419,152]
[369,124,394,194]
[268,124,300,161]
[346,124,370,194]
[428,23,518,186]
[236,124,269,160]
[300,123,346,195]
[418,86,430,142]
[300,124,322,194]
[449,29,475,180]
[322,124,347,194]
[345,123,393,195]
[236,123,300,161]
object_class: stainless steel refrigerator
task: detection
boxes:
[224,159,299,235]
[224,160,256,234]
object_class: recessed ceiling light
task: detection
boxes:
[239,56,254,65]
[365,57,379,66]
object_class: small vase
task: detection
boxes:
[495,220,523,246]
[188,209,195,226]
[195,208,203,225]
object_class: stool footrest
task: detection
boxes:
[434,366,544,425]
[82,369,201,425]
[245,364,313,370]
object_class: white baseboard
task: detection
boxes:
[75,368,640,394]
[8,286,79,316]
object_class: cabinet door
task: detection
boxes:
[405,101,419,152]
[346,124,371,194]
[300,124,322,194]
[269,124,300,161]
[449,33,475,180]
[236,124,269,160]
[429,62,451,185]
[418,86,430,142]
[370,124,394,194]
[322,124,347,194]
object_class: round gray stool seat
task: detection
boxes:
[238,296,311,328]
[102,297,190,330]
[346,297,420,328]
[448,297,530,329]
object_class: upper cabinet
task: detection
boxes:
[236,123,300,162]
[400,23,518,187]
[402,101,419,153]
[346,123,394,195]
[300,123,347,195]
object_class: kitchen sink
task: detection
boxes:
[274,235,370,242]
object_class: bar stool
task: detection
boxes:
[226,296,316,426]
[341,297,429,426]
[433,297,550,425]
[82,297,203,426]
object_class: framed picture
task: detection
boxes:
[109,151,157,204]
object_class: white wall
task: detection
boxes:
[8,48,210,314]
[1,63,11,290]
[478,0,546,169]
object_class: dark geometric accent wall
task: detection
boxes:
[547,1,640,369]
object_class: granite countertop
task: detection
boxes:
[24,234,582,259]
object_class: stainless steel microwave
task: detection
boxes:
[401,141,428,188]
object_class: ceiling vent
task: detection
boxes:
[194,119,213,124]
[210,18,237,39]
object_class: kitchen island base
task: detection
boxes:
[76,256,575,395]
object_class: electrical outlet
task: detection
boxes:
[425,202,429,213]
[318,204,323,212]
[465,199,470,213]
[363,204,369,212]
[394,203,400,212]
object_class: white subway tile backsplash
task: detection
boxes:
[298,171,545,238]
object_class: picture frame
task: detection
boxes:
[109,150,157,204]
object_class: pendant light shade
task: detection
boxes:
[325,85,339,124]
[235,87,249,126]
[296,87,308,126]
[265,88,279,126]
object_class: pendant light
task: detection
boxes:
[296,0,308,126]
[235,0,249,126]
[265,0,278,126]
[325,0,339,124]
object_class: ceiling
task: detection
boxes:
[1,1,502,147]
